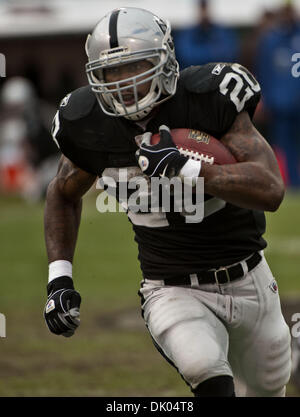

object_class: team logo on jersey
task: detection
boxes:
[45,299,55,314]
[269,279,278,294]
[212,63,226,75]
[60,93,71,107]
[138,156,149,172]
[188,130,210,145]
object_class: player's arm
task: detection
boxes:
[44,155,96,337]
[200,110,285,212]
[137,115,284,213]
[137,64,284,212]
[44,155,96,262]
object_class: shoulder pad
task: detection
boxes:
[181,63,260,96]
[58,85,96,121]
[180,64,226,94]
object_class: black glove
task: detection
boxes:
[44,276,81,337]
[136,125,188,178]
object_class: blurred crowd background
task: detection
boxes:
[0,0,300,201]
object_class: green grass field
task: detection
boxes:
[0,190,300,397]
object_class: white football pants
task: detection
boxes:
[139,253,292,396]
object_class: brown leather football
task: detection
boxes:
[151,128,236,165]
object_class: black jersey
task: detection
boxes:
[52,63,267,280]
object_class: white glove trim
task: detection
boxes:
[179,159,202,187]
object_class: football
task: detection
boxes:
[151,128,236,165]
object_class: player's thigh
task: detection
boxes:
[140,284,233,388]
[229,258,291,396]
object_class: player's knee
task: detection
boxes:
[249,366,291,397]
[248,353,291,396]
[179,362,205,387]
[192,375,235,397]
[179,357,228,389]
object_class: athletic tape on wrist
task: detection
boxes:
[179,159,201,187]
[48,260,72,283]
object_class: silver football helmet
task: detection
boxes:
[85,7,179,120]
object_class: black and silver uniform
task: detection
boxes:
[52,63,267,280]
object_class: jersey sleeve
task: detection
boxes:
[184,63,261,135]
[50,93,99,175]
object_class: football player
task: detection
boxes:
[44,7,291,397]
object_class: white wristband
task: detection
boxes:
[48,260,72,283]
[179,159,202,187]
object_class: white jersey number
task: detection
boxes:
[219,64,260,112]
[128,197,226,228]
[51,111,61,149]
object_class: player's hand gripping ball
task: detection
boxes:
[136,125,236,179]
[136,125,189,178]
